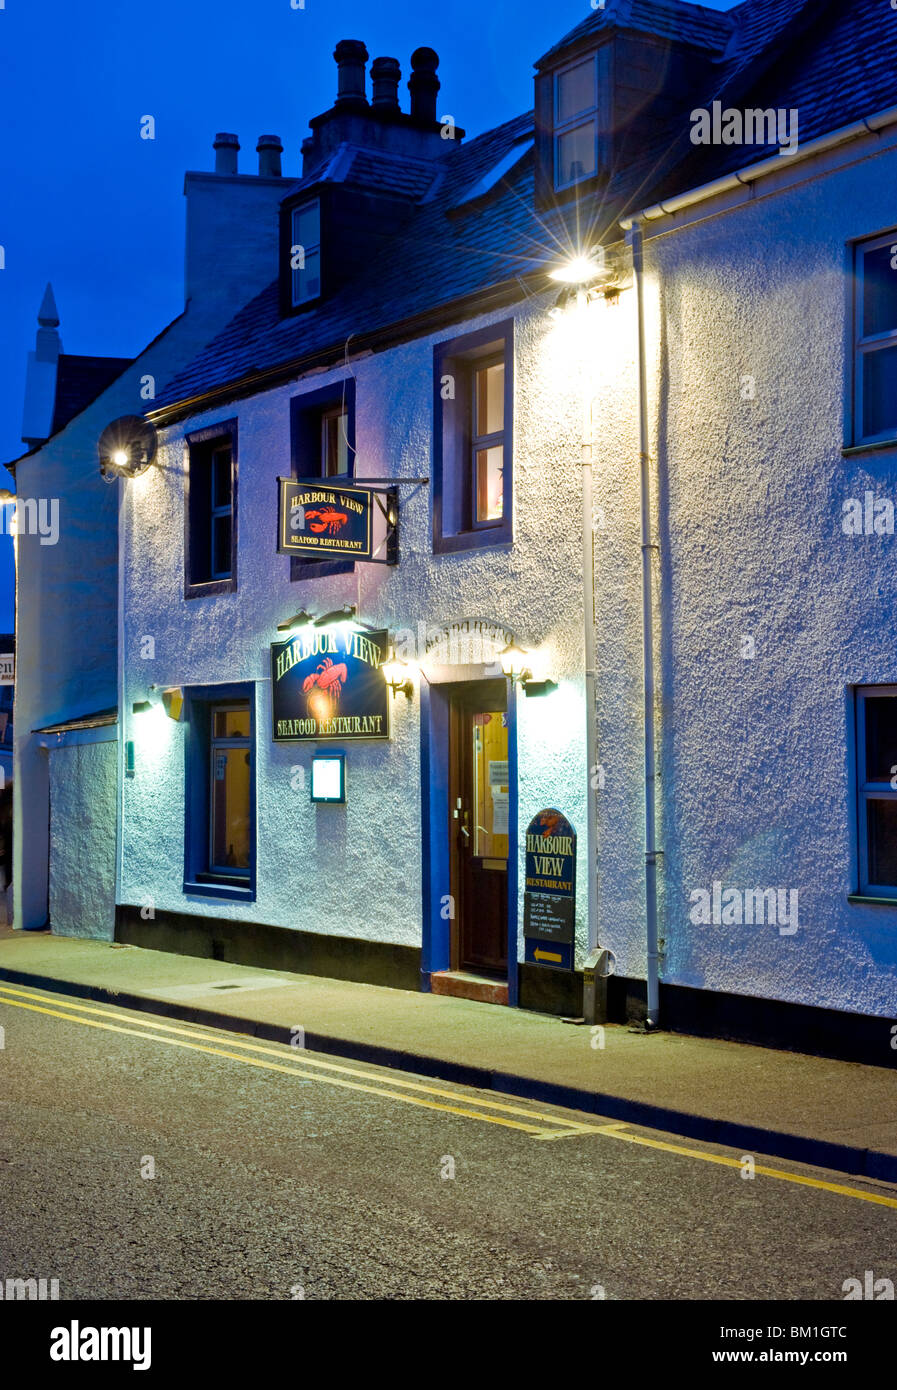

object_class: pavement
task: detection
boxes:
[2,924,896,1184]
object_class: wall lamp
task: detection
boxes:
[499,641,557,696]
[314,604,356,629]
[381,654,414,699]
[132,685,185,719]
[98,415,158,480]
[277,609,316,632]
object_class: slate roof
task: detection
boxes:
[51,354,133,435]
[154,0,897,415]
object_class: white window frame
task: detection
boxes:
[291,199,321,308]
[853,231,897,446]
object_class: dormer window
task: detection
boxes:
[554,54,600,190]
[291,199,321,307]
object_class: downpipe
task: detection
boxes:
[629,222,661,1030]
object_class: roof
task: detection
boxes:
[153,0,897,416]
[50,354,133,435]
[537,0,736,65]
[33,708,117,735]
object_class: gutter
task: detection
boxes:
[620,103,897,231]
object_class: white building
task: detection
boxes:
[18,0,897,1058]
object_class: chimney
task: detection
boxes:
[333,39,369,108]
[213,133,240,175]
[370,56,401,112]
[21,283,63,447]
[408,47,440,123]
[257,134,283,177]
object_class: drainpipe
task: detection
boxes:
[629,221,660,1029]
[581,384,599,964]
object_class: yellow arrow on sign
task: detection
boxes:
[534,948,563,963]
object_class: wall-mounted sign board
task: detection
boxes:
[271,627,389,742]
[523,808,576,970]
[277,478,397,564]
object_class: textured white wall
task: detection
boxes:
[48,740,117,939]
[121,300,594,960]
[590,141,897,1017]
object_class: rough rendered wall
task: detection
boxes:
[121,299,594,962]
[48,740,117,939]
[592,139,897,1018]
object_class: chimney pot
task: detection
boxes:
[370,56,401,111]
[408,47,440,123]
[257,134,283,177]
[333,39,369,107]
[213,132,240,175]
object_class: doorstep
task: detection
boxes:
[430,971,509,1005]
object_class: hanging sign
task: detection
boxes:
[271,627,389,742]
[523,808,576,969]
[277,478,397,563]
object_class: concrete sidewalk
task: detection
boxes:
[2,925,896,1183]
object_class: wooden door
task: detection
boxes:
[450,681,509,975]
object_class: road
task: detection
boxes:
[0,982,895,1301]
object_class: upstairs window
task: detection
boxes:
[855,686,897,896]
[853,233,897,445]
[185,420,238,598]
[434,323,513,553]
[289,379,356,580]
[291,199,321,307]
[554,54,599,190]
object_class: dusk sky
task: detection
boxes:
[0,0,732,630]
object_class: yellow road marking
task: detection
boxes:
[2,983,897,1208]
[0,982,595,1134]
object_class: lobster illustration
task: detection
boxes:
[536,809,564,839]
[305,507,348,536]
[302,659,348,699]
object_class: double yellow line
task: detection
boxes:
[2,980,896,1209]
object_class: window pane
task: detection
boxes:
[863,345,897,439]
[476,445,504,522]
[211,747,251,870]
[557,58,595,123]
[557,122,597,186]
[212,514,231,577]
[294,249,321,304]
[472,711,509,860]
[214,707,249,739]
[862,243,897,338]
[867,798,897,886]
[322,409,349,476]
[212,449,231,508]
[476,362,504,437]
[864,695,897,782]
[293,201,320,253]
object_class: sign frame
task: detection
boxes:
[277,477,397,565]
[270,626,391,744]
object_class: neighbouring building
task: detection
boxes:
[14,0,897,1060]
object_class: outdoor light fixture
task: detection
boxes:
[549,252,605,285]
[314,604,356,629]
[523,678,558,698]
[381,654,414,699]
[161,686,185,722]
[131,700,152,715]
[311,753,346,804]
[277,610,316,632]
[499,641,533,686]
[98,415,158,480]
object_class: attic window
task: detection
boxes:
[554,54,600,190]
[456,140,533,206]
[291,199,321,307]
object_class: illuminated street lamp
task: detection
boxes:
[499,641,533,686]
[381,653,414,699]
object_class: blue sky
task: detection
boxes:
[0,0,732,631]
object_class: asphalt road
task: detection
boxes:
[0,983,895,1301]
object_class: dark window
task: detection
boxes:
[854,234,897,445]
[184,689,255,901]
[856,686,897,895]
[434,323,513,553]
[291,199,322,307]
[289,380,356,581]
[185,421,238,598]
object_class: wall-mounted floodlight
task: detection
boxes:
[277,610,316,632]
[549,252,605,285]
[161,686,185,721]
[314,604,356,629]
[131,700,153,715]
[523,679,558,698]
[311,753,346,804]
[98,416,157,480]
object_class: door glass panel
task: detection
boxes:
[211,748,251,869]
[472,711,509,862]
[214,708,249,739]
